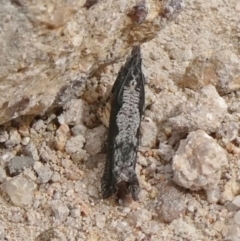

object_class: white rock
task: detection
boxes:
[84,125,107,155]
[95,214,106,229]
[173,130,228,190]
[21,136,30,145]
[65,135,85,154]
[1,176,36,207]
[206,187,220,204]
[140,117,158,148]
[5,129,21,147]
[0,130,9,143]
[51,202,70,221]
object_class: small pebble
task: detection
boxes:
[24,142,39,161]
[206,187,220,203]
[51,202,70,221]
[95,214,106,229]
[35,165,53,184]
[70,208,80,218]
[21,137,30,145]
[5,129,21,147]
[155,181,186,223]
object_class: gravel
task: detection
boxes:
[0,0,239,240]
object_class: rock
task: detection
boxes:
[7,156,35,176]
[5,129,21,147]
[155,181,186,223]
[0,0,185,125]
[21,136,30,146]
[32,119,45,132]
[54,124,70,151]
[84,126,107,155]
[157,143,175,162]
[0,130,9,143]
[171,218,197,239]
[213,221,225,233]
[71,124,87,136]
[95,214,106,229]
[168,85,228,133]
[35,228,57,241]
[179,49,240,94]
[226,223,240,241]
[140,117,158,148]
[59,99,87,126]
[70,208,81,218]
[51,202,70,221]
[172,130,228,191]
[0,166,6,183]
[232,196,240,208]
[234,211,240,225]
[24,142,39,161]
[65,135,85,154]
[33,162,53,184]
[206,187,220,204]
[1,176,36,207]
[221,180,240,203]
[218,122,239,144]
[128,209,152,227]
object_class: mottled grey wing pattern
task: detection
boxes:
[101,45,145,200]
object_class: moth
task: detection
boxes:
[101,45,145,201]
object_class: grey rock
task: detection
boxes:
[155,181,186,223]
[7,156,35,176]
[34,162,53,184]
[24,142,39,161]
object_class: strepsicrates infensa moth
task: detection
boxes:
[101,45,145,201]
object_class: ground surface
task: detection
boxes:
[0,0,240,240]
